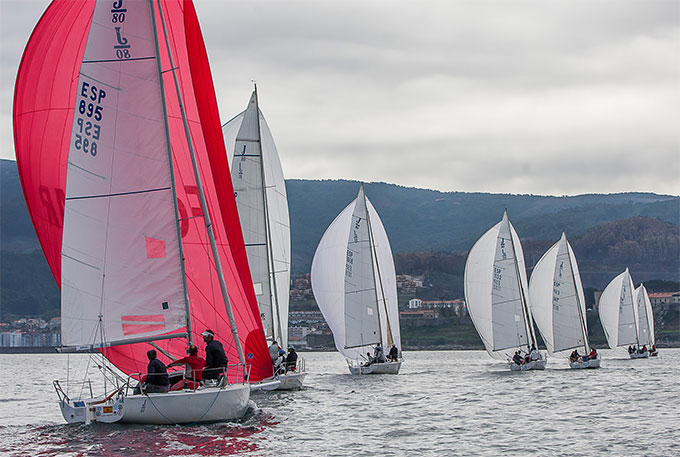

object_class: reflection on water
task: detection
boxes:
[1,350,679,457]
[1,405,276,457]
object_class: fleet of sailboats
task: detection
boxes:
[223,87,306,390]
[311,185,402,374]
[10,0,662,427]
[464,211,546,371]
[528,233,600,369]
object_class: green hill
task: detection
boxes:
[1,159,678,320]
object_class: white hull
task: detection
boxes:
[250,379,282,392]
[251,371,307,391]
[348,361,401,375]
[59,384,250,425]
[509,359,547,371]
[275,372,307,390]
[570,357,601,369]
[629,351,650,359]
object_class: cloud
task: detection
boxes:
[2,0,678,196]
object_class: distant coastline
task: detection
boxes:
[3,344,678,355]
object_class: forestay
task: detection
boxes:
[464,212,533,359]
[529,233,587,355]
[598,269,638,348]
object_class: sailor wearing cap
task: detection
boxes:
[201,329,229,381]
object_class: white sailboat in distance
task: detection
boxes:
[635,284,657,356]
[529,233,600,369]
[311,185,402,374]
[599,269,650,358]
[464,211,546,371]
[224,86,306,390]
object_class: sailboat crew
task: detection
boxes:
[374,343,386,363]
[388,345,399,362]
[202,330,229,381]
[529,344,539,361]
[269,340,281,364]
[168,345,205,391]
[144,350,170,394]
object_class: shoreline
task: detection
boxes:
[2,344,678,354]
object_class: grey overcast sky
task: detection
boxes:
[1,0,679,196]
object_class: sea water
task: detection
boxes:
[0,350,678,456]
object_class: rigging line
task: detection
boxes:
[66,187,172,200]
[67,160,107,179]
[179,214,203,222]
[221,109,246,127]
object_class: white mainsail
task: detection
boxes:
[635,284,655,347]
[599,268,639,348]
[225,89,290,346]
[344,186,382,349]
[464,211,534,359]
[61,0,187,347]
[311,186,400,360]
[529,233,588,355]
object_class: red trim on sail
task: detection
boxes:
[122,315,166,336]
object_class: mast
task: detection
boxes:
[148,0,193,345]
[627,270,641,348]
[563,234,589,353]
[360,184,384,347]
[155,0,245,365]
[505,212,535,351]
[364,188,394,348]
[253,84,285,344]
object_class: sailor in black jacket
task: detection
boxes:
[201,329,229,380]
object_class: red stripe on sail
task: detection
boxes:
[121,315,166,336]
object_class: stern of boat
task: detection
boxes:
[54,380,124,424]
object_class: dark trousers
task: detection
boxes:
[203,367,226,380]
[143,383,169,394]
